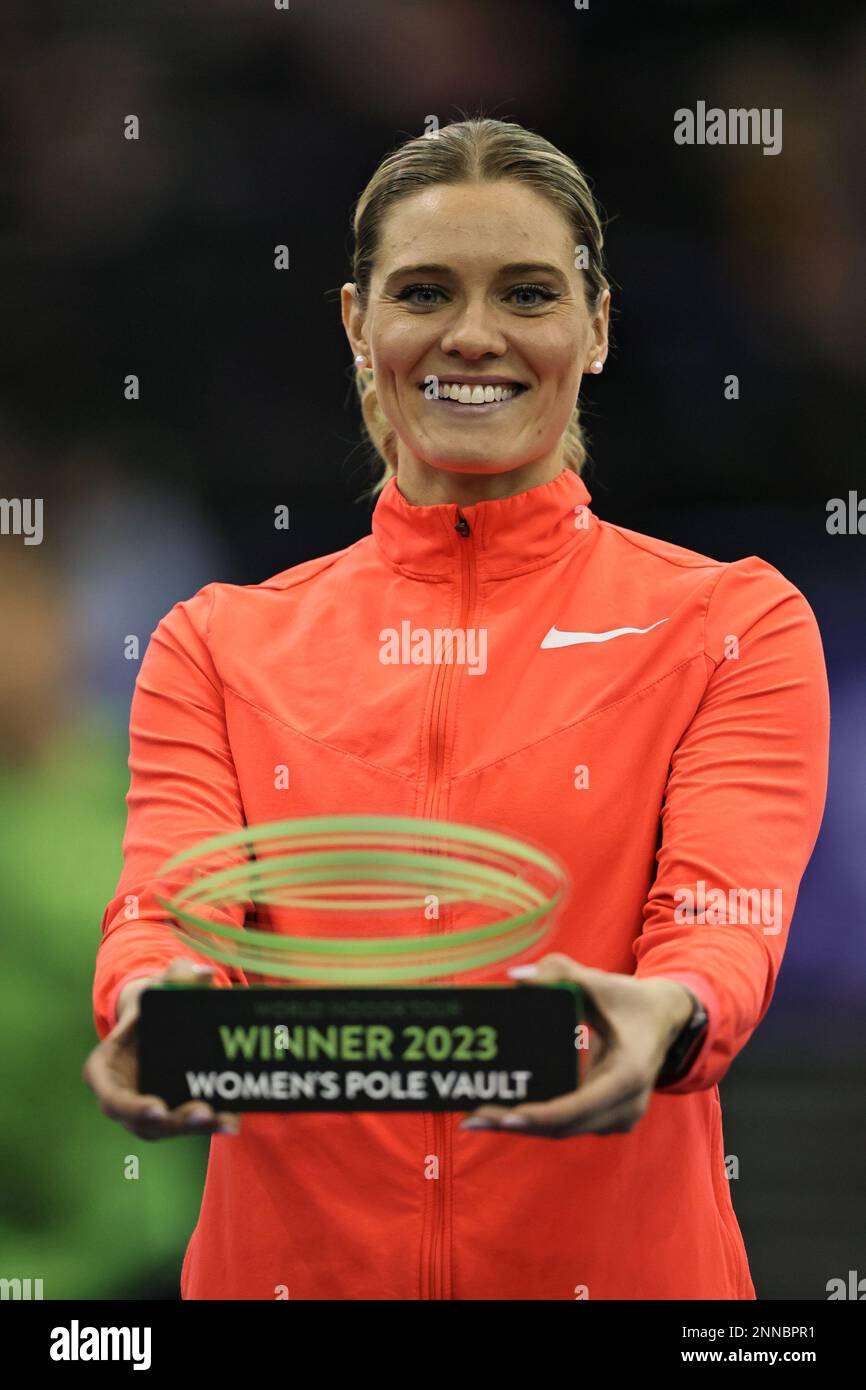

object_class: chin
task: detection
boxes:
[409,435,532,475]
[421,454,528,477]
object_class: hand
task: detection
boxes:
[82,958,241,1141]
[460,953,695,1139]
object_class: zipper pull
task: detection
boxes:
[455,511,471,537]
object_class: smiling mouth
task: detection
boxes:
[418,381,528,408]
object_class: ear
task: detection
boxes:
[590,287,611,365]
[341,282,369,362]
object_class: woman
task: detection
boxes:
[85,117,830,1300]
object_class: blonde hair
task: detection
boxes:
[348,116,609,499]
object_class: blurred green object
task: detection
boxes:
[0,716,206,1299]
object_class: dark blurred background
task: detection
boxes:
[1,0,863,1299]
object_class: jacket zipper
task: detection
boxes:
[420,506,475,1301]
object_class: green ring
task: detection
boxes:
[156,815,569,982]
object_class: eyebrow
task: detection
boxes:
[382,261,571,286]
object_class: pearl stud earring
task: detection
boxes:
[590,360,604,374]
[354,354,367,367]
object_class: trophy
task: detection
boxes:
[137,814,580,1112]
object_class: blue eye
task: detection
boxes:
[508,283,559,308]
[396,284,445,306]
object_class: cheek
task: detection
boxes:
[374,316,432,372]
[533,324,584,378]
[526,336,584,436]
[529,355,583,419]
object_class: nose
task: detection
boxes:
[439,297,508,361]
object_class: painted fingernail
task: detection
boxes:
[507,964,538,980]
[501,1113,530,1128]
[460,1117,492,1130]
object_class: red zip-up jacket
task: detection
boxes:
[93,466,830,1299]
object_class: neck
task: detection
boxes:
[394,449,567,507]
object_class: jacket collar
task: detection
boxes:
[371,467,594,579]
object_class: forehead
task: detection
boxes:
[374,180,575,272]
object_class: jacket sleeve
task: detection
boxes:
[633,556,830,1092]
[92,584,250,1040]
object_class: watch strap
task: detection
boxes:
[655,987,709,1089]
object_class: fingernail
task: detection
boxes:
[190,965,213,974]
[507,964,538,980]
[217,1121,239,1135]
[460,1117,492,1130]
[144,1105,168,1119]
[501,1113,530,1128]
[188,1110,211,1124]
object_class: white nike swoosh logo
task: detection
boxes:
[540,618,668,648]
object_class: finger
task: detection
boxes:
[509,952,584,985]
[113,1097,241,1140]
[463,1052,647,1136]
[163,958,216,987]
[163,1101,242,1137]
[144,1100,222,1137]
[526,1083,651,1138]
[508,954,614,1037]
[121,1108,240,1142]
[463,1086,649,1139]
[524,1094,649,1139]
[120,1100,235,1140]
[509,952,616,989]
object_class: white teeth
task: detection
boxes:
[433,382,521,404]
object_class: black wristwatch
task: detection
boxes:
[655,988,709,1089]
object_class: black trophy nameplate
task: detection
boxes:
[138,983,582,1113]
